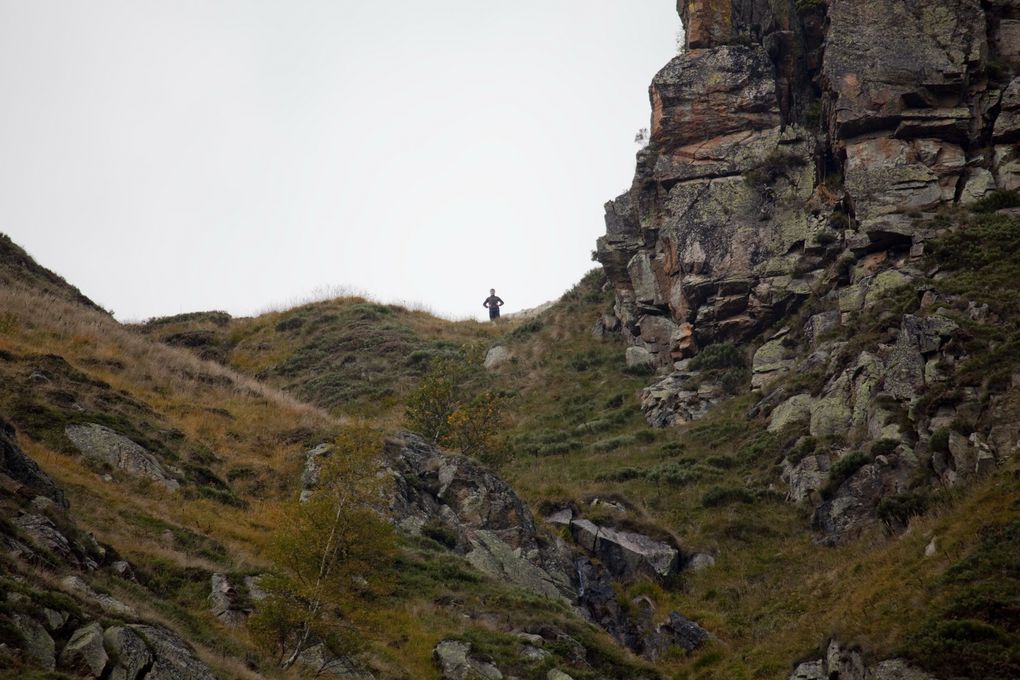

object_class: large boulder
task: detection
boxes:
[569,519,679,580]
[433,640,503,680]
[641,369,725,427]
[129,625,217,680]
[59,622,108,678]
[65,424,179,491]
[789,640,936,680]
[385,434,574,600]
[13,513,90,569]
[209,573,249,627]
[104,626,153,680]
[11,614,55,670]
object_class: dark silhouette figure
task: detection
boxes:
[483,288,504,321]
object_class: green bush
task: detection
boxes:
[592,434,637,452]
[744,149,808,187]
[870,438,901,457]
[660,441,686,456]
[877,493,929,528]
[930,428,951,453]
[718,367,750,395]
[704,455,737,469]
[634,430,656,444]
[970,189,1020,214]
[822,452,872,498]
[647,462,712,486]
[788,436,818,464]
[421,521,459,549]
[689,343,746,371]
[702,486,755,507]
[506,317,543,340]
[595,467,645,483]
[604,393,626,409]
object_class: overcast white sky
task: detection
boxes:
[0,1,680,321]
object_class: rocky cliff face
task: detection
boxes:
[597,0,1020,362]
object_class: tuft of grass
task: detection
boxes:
[969,189,1020,214]
[821,452,872,499]
[702,486,755,507]
[689,343,746,371]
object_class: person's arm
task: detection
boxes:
[496,297,504,306]
[483,298,490,308]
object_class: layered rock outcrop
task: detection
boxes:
[378,434,707,658]
[597,0,1020,365]
[0,420,220,679]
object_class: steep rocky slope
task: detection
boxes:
[598,0,1019,357]
[2,2,1020,678]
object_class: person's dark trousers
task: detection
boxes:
[489,308,500,321]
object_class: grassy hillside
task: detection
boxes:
[0,267,653,679]
[2,205,1019,679]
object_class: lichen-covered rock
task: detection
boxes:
[209,573,249,627]
[769,394,815,432]
[299,442,332,502]
[386,434,574,600]
[299,643,375,679]
[65,423,179,491]
[822,0,986,139]
[648,612,710,656]
[782,453,831,504]
[569,519,679,580]
[625,345,655,369]
[753,338,797,389]
[845,138,963,224]
[129,624,217,680]
[433,640,503,680]
[12,613,55,670]
[60,575,136,618]
[59,622,108,678]
[789,640,936,680]
[484,345,512,370]
[641,369,725,427]
[595,38,815,359]
[547,670,575,680]
[104,626,152,680]
[812,463,886,543]
[13,513,93,570]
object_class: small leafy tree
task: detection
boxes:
[447,392,505,464]
[249,425,396,669]
[404,356,472,443]
[405,353,506,463]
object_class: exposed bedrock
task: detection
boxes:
[597,0,1020,364]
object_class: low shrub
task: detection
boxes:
[506,317,543,340]
[593,434,637,452]
[421,521,459,549]
[877,493,929,528]
[870,438,901,457]
[595,467,645,483]
[689,343,746,371]
[930,428,951,454]
[969,189,1020,214]
[702,486,755,507]
[821,452,872,498]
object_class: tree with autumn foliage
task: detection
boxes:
[249,425,396,670]
[405,353,507,465]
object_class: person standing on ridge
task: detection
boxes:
[483,288,504,321]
